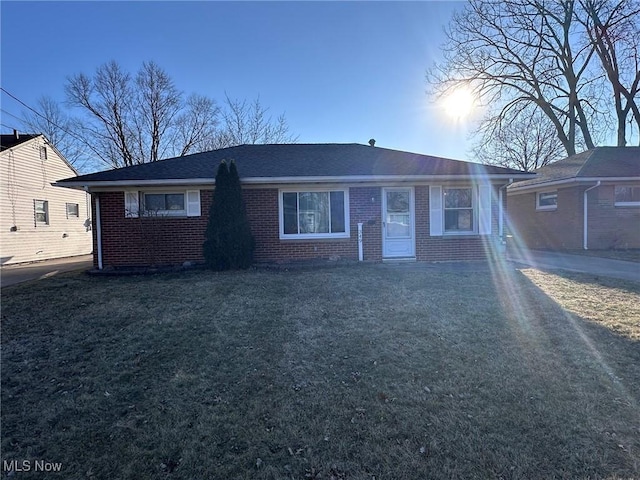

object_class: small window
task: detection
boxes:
[39,146,48,160]
[537,191,558,210]
[34,200,49,225]
[443,188,475,233]
[66,203,79,218]
[614,186,640,207]
[143,193,186,216]
[280,189,349,239]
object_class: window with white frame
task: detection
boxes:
[536,191,558,210]
[66,202,79,218]
[125,190,200,218]
[34,199,49,225]
[280,189,349,238]
[614,186,640,206]
[143,192,186,216]
[39,146,48,160]
[443,188,475,233]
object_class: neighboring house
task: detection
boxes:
[508,147,640,251]
[1,132,92,265]
[55,143,533,269]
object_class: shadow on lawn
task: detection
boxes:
[485,264,640,476]
[1,264,639,479]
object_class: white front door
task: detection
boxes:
[382,187,415,258]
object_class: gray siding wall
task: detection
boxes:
[1,138,92,265]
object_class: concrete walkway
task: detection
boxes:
[507,250,640,282]
[1,254,93,287]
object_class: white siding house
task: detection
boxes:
[1,132,92,265]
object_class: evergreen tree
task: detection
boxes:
[227,161,255,269]
[203,160,254,270]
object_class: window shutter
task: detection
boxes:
[124,191,139,218]
[186,190,201,217]
[429,186,443,236]
[478,184,492,235]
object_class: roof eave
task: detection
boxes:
[55,172,534,190]
[508,176,640,194]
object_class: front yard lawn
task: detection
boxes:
[2,263,639,479]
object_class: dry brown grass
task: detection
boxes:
[1,263,639,479]
[520,268,640,340]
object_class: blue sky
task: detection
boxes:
[1,1,474,164]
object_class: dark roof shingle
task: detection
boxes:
[512,147,640,189]
[0,133,39,151]
[58,143,529,185]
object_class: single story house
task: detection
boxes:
[55,143,533,269]
[1,131,92,265]
[508,147,640,250]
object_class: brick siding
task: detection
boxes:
[94,191,211,267]
[508,184,640,250]
[93,184,504,268]
[588,185,640,249]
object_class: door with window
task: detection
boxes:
[382,187,415,258]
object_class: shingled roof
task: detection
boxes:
[0,133,39,151]
[57,143,531,187]
[510,147,640,191]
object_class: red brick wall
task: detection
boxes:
[415,185,503,261]
[94,191,211,267]
[588,185,640,249]
[508,188,583,250]
[508,184,640,250]
[93,184,505,267]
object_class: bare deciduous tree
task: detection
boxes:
[21,96,85,167]
[65,61,220,168]
[208,94,298,150]
[578,0,640,147]
[64,61,300,168]
[428,0,640,167]
[472,106,566,171]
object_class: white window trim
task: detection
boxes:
[279,188,350,240]
[34,199,49,226]
[125,190,201,218]
[442,187,478,236]
[536,191,558,211]
[142,191,188,217]
[614,186,640,207]
[66,202,80,219]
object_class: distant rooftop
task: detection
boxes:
[511,147,640,189]
[0,132,40,151]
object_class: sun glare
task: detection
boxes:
[442,88,476,121]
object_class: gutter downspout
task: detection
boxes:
[499,178,514,243]
[583,181,601,250]
[95,193,103,270]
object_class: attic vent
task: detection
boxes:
[368,139,376,147]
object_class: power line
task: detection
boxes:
[0,108,29,125]
[1,122,19,131]
[1,87,49,123]
[0,87,89,147]
[0,92,108,172]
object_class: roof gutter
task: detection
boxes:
[55,173,535,191]
[95,194,103,270]
[509,176,640,194]
[583,181,601,250]
[499,178,514,241]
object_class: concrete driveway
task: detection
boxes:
[508,250,640,282]
[1,254,93,287]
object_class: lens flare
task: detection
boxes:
[442,88,475,121]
